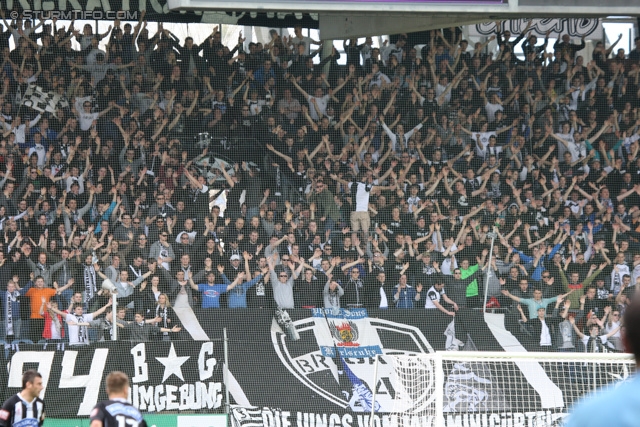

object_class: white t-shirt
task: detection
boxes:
[440,244,458,276]
[485,102,504,122]
[555,133,576,160]
[348,182,374,212]
[78,112,99,131]
[307,94,330,121]
[28,144,47,167]
[407,196,421,213]
[290,36,316,56]
[369,72,391,88]
[472,132,497,158]
[425,285,444,309]
[539,319,552,346]
[66,312,94,345]
[248,100,268,116]
[49,313,64,340]
[565,199,583,214]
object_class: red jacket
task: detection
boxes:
[42,310,65,339]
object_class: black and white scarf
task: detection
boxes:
[5,291,19,333]
[156,305,169,335]
[103,319,112,341]
[587,336,607,353]
[130,265,142,280]
[83,265,97,304]
[75,314,87,343]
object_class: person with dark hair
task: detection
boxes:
[0,370,45,427]
[48,300,112,346]
[89,371,147,427]
[566,294,640,426]
[121,310,181,343]
[323,273,343,309]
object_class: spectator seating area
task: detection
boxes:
[0,15,639,352]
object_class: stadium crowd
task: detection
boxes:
[0,13,639,350]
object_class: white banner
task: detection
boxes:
[312,308,383,359]
[469,19,603,41]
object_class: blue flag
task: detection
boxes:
[340,355,381,412]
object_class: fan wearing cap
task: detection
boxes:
[226,253,244,281]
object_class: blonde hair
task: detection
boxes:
[106,371,129,395]
[157,293,171,308]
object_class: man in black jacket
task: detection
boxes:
[516,296,566,352]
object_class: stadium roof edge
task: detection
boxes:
[168,0,640,16]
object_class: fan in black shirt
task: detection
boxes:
[89,371,147,427]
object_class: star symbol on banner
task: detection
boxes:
[156,343,190,382]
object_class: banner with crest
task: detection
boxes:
[312,308,383,358]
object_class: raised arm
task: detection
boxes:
[569,316,585,339]
[290,76,311,99]
[500,289,521,303]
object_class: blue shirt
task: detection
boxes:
[94,201,117,234]
[395,286,417,309]
[197,283,229,308]
[517,243,562,281]
[222,274,263,309]
[566,373,640,427]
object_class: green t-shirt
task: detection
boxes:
[461,264,479,297]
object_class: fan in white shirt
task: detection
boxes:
[74,101,122,131]
[0,114,41,145]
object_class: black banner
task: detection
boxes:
[0,0,319,27]
[2,340,224,417]
[0,309,634,423]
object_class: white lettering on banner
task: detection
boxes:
[131,343,149,383]
[294,353,333,374]
[59,349,109,415]
[469,19,603,40]
[295,413,355,427]
[198,341,217,381]
[166,385,179,410]
[137,386,156,412]
[129,343,222,412]
[155,385,166,411]
[7,342,223,416]
[7,351,55,398]
[273,311,434,412]
[232,409,569,427]
[133,382,222,412]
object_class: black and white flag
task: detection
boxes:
[21,85,69,114]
